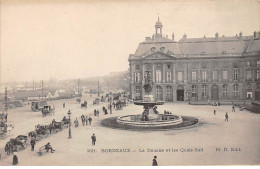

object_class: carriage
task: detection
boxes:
[93,98,100,105]
[5,135,28,154]
[61,117,71,128]
[31,100,47,112]
[41,105,55,117]
[81,101,87,108]
[35,124,51,136]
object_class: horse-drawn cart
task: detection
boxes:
[5,135,28,154]
[42,105,55,117]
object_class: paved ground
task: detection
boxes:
[0,95,259,166]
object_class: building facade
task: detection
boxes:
[128,18,260,102]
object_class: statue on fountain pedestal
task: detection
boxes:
[143,70,155,102]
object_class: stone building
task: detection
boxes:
[128,18,260,102]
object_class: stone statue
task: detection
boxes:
[143,70,154,94]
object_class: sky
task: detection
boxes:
[0,0,260,84]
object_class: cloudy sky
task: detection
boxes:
[0,0,259,83]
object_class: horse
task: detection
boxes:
[81,101,87,109]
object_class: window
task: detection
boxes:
[166,86,172,98]
[151,47,156,52]
[213,70,218,81]
[233,70,238,80]
[202,71,207,82]
[156,70,161,83]
[247,61,251,67]
[134,73,140,83]
[257,70,260,80]
[160,47,165,53]
[257,61,260,66]
[192,85,197,97]
[202,85,207,97]
[233,84,239,97]
[135,86,141,93]
[166,72,172,83]
[246,70,252,80]
[135,65,140,70]
[223,84,228,97]
[192,72,196,82]
[223,71,228,80]
[178,72,183,82]
[156,86,162,98]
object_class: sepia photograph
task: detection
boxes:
[0,0,260,166]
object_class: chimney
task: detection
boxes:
[215,32,219,39]
[172,33,175,41]
[203,35,206,38]
[166,35,168,38]
[253,31,256,39]
[239,32,242,40]
[183,34,187,39]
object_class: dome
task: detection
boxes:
[155,20,162,26]
[155,17,163,27]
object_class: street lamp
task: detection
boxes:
[67,109,72,139]
[110,99,112,114]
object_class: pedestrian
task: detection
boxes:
[5,142,10,155]
[214,109,216,115]
[88,117,92,125]
[91,133,96,146]
[13,152,18,165]
[74,118,79,127]
[94,109,97,116]
[30,137,36,151]
[232,105,235,112]
[152,156,158,166]
[63,102,65,108]
[225,112,229,122]
[81,114,85,126]
[85,116,88,125]
[96,109,99,117]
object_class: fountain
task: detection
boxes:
[116,70,184,128]
[102,69,198,130]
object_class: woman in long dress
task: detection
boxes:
[13,152,18,165]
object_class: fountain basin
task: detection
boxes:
[116,114,183,127]
[134,100,165,106]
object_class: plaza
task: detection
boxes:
[0,95,259,165]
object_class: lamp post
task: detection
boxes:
[67,109,72,139]
[110,99,112,114]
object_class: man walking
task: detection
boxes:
[225,112,229,122]
[91,133,96,146]
[88,117,92,125]
[30,137,36,151]
[213,109,216,115]
[152,156,158,166]
[85,115,88,125]
[81,114,85,126]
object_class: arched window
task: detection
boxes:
[223,84,228,97]
[202,85,207,97]
[160,47,165,53]
[151,47,156,52]
[192,85,197,97]
[233,84,239,97]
